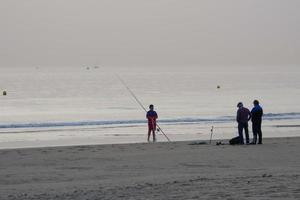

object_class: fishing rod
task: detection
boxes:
[116,75,171,142]
[209,126,214,144]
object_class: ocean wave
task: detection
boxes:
[263,112,300,119]
[0,112,299,130]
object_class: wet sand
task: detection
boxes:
[0,137,299,200]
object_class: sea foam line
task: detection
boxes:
[0,112,299,130]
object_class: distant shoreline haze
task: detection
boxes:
[0,0,300,68]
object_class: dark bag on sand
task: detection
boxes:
[229,136,240,145]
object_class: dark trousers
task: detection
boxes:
[252,122,262,144]
[238,122,249,144]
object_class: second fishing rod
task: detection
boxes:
[116,75,171,142]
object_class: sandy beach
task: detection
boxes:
[0,137,299,200]
[1,1,300,199]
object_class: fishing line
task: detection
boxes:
[116,74,171,142]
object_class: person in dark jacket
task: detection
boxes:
[146,104,158,142]
[236,102,251,144]
[251,100,263,144]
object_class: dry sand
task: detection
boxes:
[0,137,299,200]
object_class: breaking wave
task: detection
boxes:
[0,112,299,130]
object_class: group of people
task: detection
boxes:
[146,100,263,144]
[236,100,263,144]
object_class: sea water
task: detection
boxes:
[0,65,299,149]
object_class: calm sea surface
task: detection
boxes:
[0,66,299,148]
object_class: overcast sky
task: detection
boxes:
[0,0,299,67]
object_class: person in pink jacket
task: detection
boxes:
[146,104,158,142]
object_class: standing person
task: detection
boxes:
[251,100,263,144]
[236,102,251,144]
[146,104,158,142]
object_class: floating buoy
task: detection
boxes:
[3,91,7,96]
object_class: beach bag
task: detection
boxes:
[229,136,240,145]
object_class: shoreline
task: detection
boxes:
[1,118,300,150]
[0,134,300,151]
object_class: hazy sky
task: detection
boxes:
[1,0,299,67]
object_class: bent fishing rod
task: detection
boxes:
[116,75,171,142]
